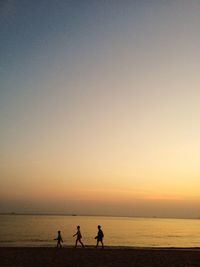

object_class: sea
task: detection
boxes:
[0,215,200,247]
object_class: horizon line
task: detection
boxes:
[0,212,199,220]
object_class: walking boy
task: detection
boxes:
[54,230,63,248]
[73,225,85,248]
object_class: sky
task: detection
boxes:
[1,0,200,218]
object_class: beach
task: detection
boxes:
[1,247,200,267]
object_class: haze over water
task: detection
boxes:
[1,215,200,248]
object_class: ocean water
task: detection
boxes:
[0,215,200,247]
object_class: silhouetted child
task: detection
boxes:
[73,225,85,248]
[54,230,63,248]
[95,225,104,248]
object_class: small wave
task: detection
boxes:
[28,239,52,242]
[0,240,15,243]
[166,235,181,238]
[0,239,51,243]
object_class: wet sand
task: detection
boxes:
[1,247,200,267]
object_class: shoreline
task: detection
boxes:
[1,247,200,267]
[1,245,200,250]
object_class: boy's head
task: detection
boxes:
[98,225,101,229]
[58,230,61,234]
[77,225,80,229]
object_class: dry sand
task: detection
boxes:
[1,247,200,267]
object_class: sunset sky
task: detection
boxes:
[1,0,200,218]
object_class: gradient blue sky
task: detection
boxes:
[1,0,200,217]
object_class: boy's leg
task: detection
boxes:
[79,239,85,247]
